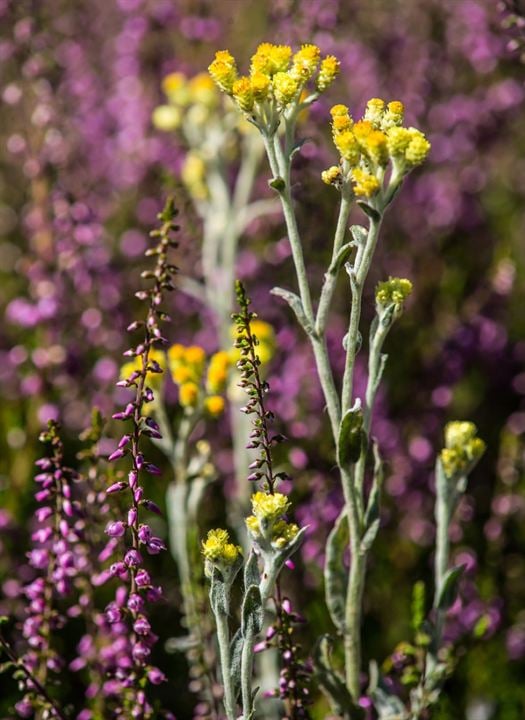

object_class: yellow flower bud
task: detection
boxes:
[273,71,299,106]
[202,528,241,565]
[381,100,404,129]
[405,129,431,166]
[364,98,385,127]
[321,165,342,186]
[332,113,353,134]
[330,104,350,117]
[250,72,271,102]
[208,50,238,94]
[317,55,340,92]
[251,491,290,522]
[375,277,413,307]
[185,345,206,368]
[179,382,199,407]
[232,76,254,112]
[291,44,321,82]
[386,127,413,156]
[440,421,485,478]
[363,129,389,167]
[334,130,360,165]
[351,168,381,198]
[152,105,182,132]
[271,520,299,549]
[204,395,225,418]
[251,43,292,76]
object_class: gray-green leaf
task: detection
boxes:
[324,509,349,633]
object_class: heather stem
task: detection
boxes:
[216,611,236,720]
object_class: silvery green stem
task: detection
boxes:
[341,215,383,415]
[316,189,352,336]
[216,610,236,720]
[241,627,256,719]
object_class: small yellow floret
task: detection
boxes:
[188,73,217,106]
[152,105,182,132]
[291,44,321,81]
[251,43,292,76]
[317,55,340,92]
[334,131,360,165]
[330,104,350,117]
[405,129,431,166]
[273,72,299,106]
[440,421,485,478]
[251,491,290,522]
[353,120,374,144]
[364,98,385,127]
[179,382,199,408]
[351,168,381,198]
[204,395,225,417]
[202,528,241,565]
[232,76,254,112]
[381,100,404,129]
[332,113,353,134]
[386,127,413,156]
[363,129,389,166]
[271,520,299,549]
[321,165,342,186]
[375,277,413,307]
[185,345,206,367]
[250,72,271,101]
[208,50,238,94]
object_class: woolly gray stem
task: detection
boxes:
[216,611,236,720]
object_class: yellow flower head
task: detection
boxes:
[334,131,360,165]
[386,126,413,157]
[291,44,321,82]
[179,382,199,408]
[188,73,218,107]
[232,76,254,112]
[162,72,189,105]
[271,520,299,549]
[351,168,381,198]
[251,491,290,522]
[202,528,241,565]
[152,105,182,132]
[352,120,374,144]
[208,50,238,93]
[206,351,231,394]
[381,100,404,129]
[273,71,299,106]
[330,104,350,117]
[375,277,413,307]
[250,72,271,102]
[440,421,485,478]
[204,395,225,418]
[332,112,353,135]
[251,43,292,76]
[321,165,342,186]
[317,55,340,92]
[362,129,389,167]
[405,129,431,166]
[364,98,385,127]
[185,345,206,368]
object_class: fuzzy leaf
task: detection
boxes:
[357,202,381,222]
[210,568,229,616]
[313,636,359,718]
[337,403,364,467]
[271,287,313,334]
[324,509,348,633]
[350,225,368,245]
[230,628,244,700]
[244,550,260,590]
[333,243,354,272]
[241,584,263,638]
[437,564,465,610]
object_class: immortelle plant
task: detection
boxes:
[206,42,486,719]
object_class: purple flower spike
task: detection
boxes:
[124,549,142,568]
[141,499,162,516]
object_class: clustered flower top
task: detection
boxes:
[208,43,340,129]
[440,422,486,478]
[323,98,431,198]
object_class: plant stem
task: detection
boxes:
[241,627,256,719]
[216,611,236,720]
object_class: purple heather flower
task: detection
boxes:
[105,521,127,538]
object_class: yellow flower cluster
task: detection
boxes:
[440,422,486,478]
[375,277,413,307]
[202,528,242,565]
[323,98,430,198]
[208,43,340,119]
[152,72,219,132]
[246,492,299,550]
[168,344,229,417]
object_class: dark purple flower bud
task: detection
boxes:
[35,506,53,522]
[110,562,127,578]
[15,698,33,718]
[105,521,127,538]
[35,489,51,502]
[98,539,118,563]
[134,487,144,503]
[108,448,126,462]
[105,602,123,624]
[146,585,163,602]
[34,472,52,483]
[144,463,161,476]
[127,594,144,612]
[285,559,295,570]
[135,569,151,587]
[142,499,162,516]
[146,537,166,555]
[62,483,72,499]
[133,615,151,635]
[118,435,132,449]
[128,470,138,490]
[282,598,292,614]
[143,388,154,403]
[62,499,74,517]
[127,508,137,526]
[136,454,144,469]
[32,527,52,543]
[124,549,142,568]
[247,472,261,482]
[137,525,151,543]
[28,549,49,569]
[106,481,127,495]
[132,641,150,663]
[147,667,167,685]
